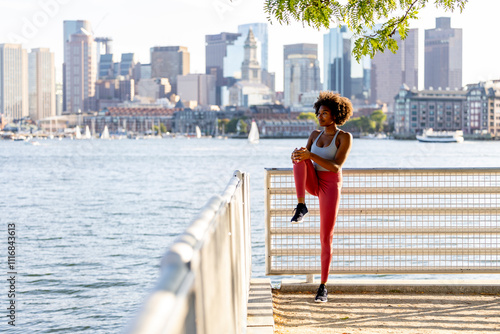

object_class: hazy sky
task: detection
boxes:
[1,0,499,91]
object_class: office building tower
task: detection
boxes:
[64,32,97,113]
[63,20,92,111]
[119,53,135,78]
[177,74,216,107]
[371,29,418,110]
[323,26,352,98]
[205,32,241,105]
[150,46,189,94]
[99,54,114,79]
[425,17,462,90]
[28,48,55,121]
[0,44,28,122]
[283,43,321,107]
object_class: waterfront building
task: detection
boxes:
[283,43,321,107]
[63,20,93,112]
[425,17,462,90]
[177,73,216,108]
[150,46,189,94]
[465,81,500,138]
[0,44,28,122]
[28,48,56,121]
[173,108,218,135]
[259,119,317,138]
[83,106,175,135]
[394,84,466,134]
[371,29,418,111]
[206,32,241,105]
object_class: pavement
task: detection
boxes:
[272,280,500,334]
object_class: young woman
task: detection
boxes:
[290,91,353,302]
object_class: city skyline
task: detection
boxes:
[1,0,500,91]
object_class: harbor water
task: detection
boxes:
[2,137,500,333]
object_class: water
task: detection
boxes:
[1,138,500,333]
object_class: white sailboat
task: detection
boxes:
[248,120,259,144]
[75,126,82,139]
[85,125,92,139]
[195,126,202,139]
[101,125,110,139]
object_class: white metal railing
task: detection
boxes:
[265,168,500,275]
[126,171,251,334]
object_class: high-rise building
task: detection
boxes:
[425,17,462,90]
[205,32,241,105]
[283,43,321,107]
[28,48,55,121]
[150,46,189,94]
[177,74,216,107]
[0,44,28,122]
[323,27,352,98]
[371,29,418,110]
[119,53,135,78]
[64,32,97,113]
[241,29,261,83]
[238,23,268,71]
[63,20,92,111]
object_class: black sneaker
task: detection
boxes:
[314,284,327,302]
[290,203,308,223]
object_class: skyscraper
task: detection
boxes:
[63,20,92,111]
[283,44,321,107]
[323,26,352,98]
[425,17,462,90]
[238,23,268,71]
[205,32,241,105]
[371,29,418,109]
[64,32,97,113]
[28,48,55,121]
[241,29,261,83]
[0,44,28,122]
[150,46,190,95]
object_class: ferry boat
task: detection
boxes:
[416,128,464,143]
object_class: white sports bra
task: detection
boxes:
[311,130,340,171]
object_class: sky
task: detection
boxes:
[1,0,499,91]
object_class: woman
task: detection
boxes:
[290,91,353,302]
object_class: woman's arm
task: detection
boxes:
[291,130,320,162]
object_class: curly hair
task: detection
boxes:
[313,91,353,126]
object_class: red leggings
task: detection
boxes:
[293,159,342,283]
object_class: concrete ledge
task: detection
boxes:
[247,278,274,334]
[278,279,500,294]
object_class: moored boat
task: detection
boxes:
[416,128,464,143]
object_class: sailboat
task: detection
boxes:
[248,120,259,144]
[195,125,202,139]
[75,126,82,139]
[85,125,92,139]
[101,125,110,139]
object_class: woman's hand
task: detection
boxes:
[291,147,311,162]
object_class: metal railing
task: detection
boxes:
[126,170,251,334]
[265,168,500,276]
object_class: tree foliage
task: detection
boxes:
[264,0,468,61]
[298,112,319,125]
